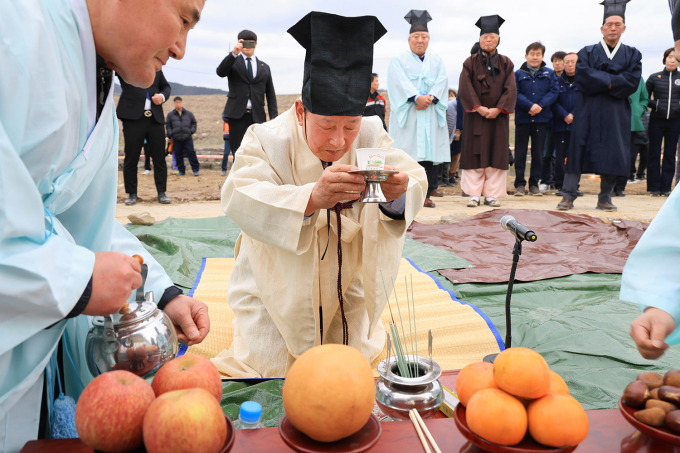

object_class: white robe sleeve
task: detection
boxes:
[387,55,420,128]
[620,186,680,344]
[221,128,317,255]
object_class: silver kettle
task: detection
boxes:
[85,257,178,378]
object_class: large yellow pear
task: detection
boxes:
[282,344,375,442]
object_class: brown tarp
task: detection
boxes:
[407,209,648,284]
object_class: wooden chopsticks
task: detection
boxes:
[409,409,442,453]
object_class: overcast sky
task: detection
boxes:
[163,0,673,94]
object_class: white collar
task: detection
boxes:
[68,0,97,136]
[241,53,257,62]
[412,51,426,60]
[601,38,622,60]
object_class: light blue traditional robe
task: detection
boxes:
[387,51,450,164]
[620,185,680,345]
[0,0,174,450]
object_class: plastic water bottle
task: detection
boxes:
[233,401,265,430]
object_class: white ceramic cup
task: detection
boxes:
[356,148,387,171]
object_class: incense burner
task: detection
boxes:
[375,354,443,420]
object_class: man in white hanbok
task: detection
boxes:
[0,0,208,450]
[219,12,427,378]
[387,10,450,209]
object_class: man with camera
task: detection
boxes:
[216,30,278,156]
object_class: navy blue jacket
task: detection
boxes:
[551,73,579,133]
[514,62,559,124]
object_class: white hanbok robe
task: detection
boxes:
[387,51,450,164]
[0,0,174,450]
[219,104,427,378]
[621,185,680,344]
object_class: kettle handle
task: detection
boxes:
[119,254,146,314]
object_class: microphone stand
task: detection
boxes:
[483,236,524,364]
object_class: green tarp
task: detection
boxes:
[126,217,675,412]
[125,217,473,292]
[451,273,680,410]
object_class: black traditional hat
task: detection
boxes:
[601,0,631,23]
[288,12,387,116]
[404,10,432,34]
[475,15,505,36]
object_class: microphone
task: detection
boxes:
[500,215,537,242]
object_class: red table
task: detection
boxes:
[21,371,680,453]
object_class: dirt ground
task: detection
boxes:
[116,168,670,225]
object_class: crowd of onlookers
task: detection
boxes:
[118,18,679,210]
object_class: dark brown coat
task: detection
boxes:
[458,52,517,170]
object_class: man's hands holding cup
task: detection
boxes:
[305,165,365,216]
[381,165,409,202]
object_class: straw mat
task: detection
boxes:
[183,257,502,375]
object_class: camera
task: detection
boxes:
[242,40,256,49]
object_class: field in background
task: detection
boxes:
[115,93,517,151]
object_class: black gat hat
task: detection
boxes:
[476,15,505,36]
[288,12,387,116]
[601,0,631,23]
[404,10,432,34]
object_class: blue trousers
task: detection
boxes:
[222,138,232,172]
[172,138,200,174]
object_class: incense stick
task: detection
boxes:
[380,273,421,379]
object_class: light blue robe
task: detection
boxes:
[387,51,450,164]
[0,0,173,450]
[620,185,680,345]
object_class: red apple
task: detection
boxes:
[151,353,222,401]
[75,370,155,452]
[143,388,227,453]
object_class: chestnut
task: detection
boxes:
[623,380,650,408]
[637,372,664,389]
[659,385,680,405]
[666,410,680,433]
[634,407,666,427]
[645,399,677,414]
[665,370,680,388]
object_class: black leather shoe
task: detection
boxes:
[576,190,584,197]
[662,191,672,197]
[613,191,626,197]
[158,193,171,204]
[124,194,137,206]
[596,201,617,211]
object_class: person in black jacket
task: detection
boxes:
[117,70,171,205]
[646,48,680,196]
[363,73,387,130]
[552,52,579,197]
[216,30,278,155]
[166,97,199,176]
